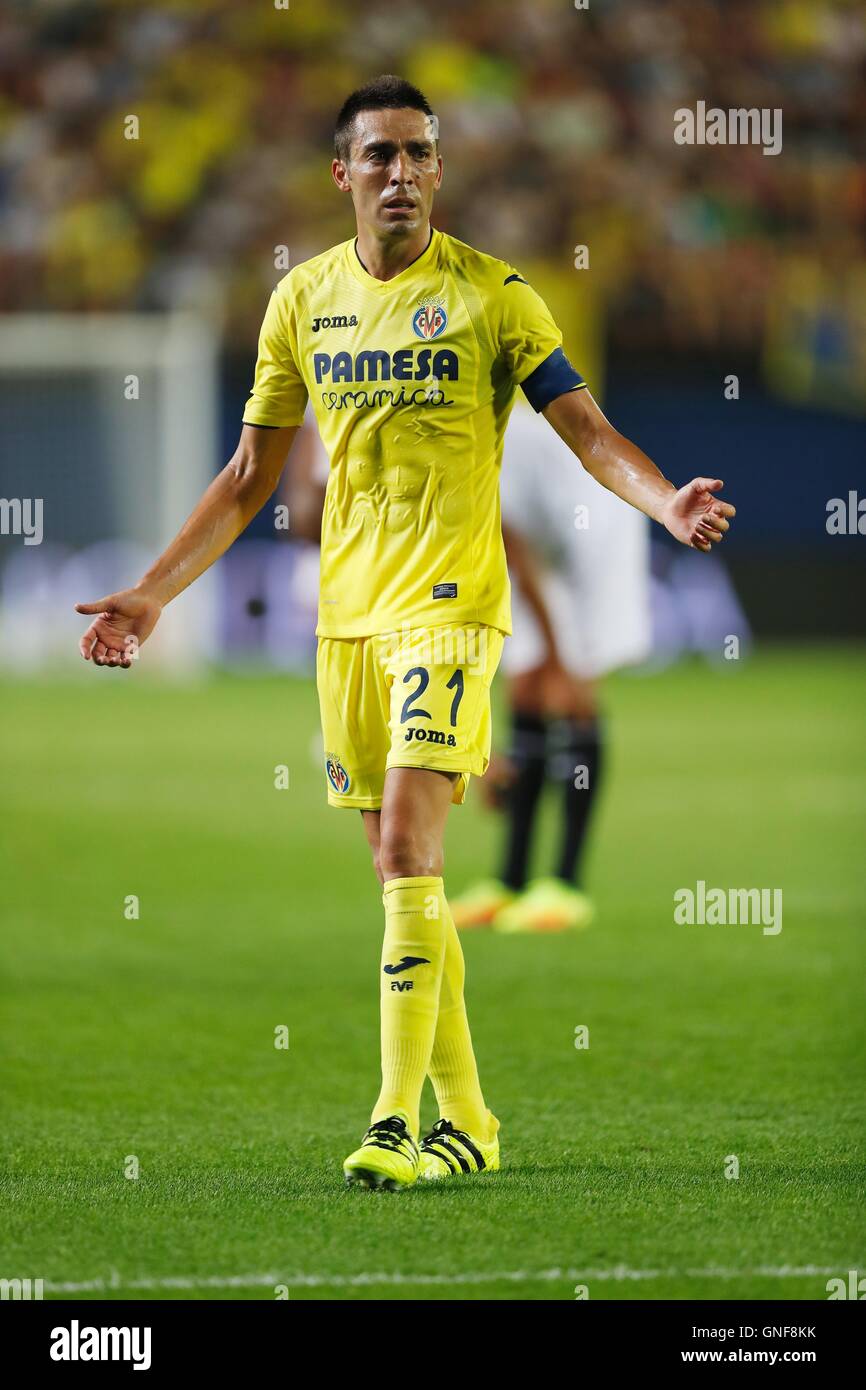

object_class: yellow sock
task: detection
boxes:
[371,875,446,1139]
[428,897,498,1143]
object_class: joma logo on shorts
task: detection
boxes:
[312,314,358,332]
[404,727,457,747]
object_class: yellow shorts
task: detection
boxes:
[316,624,505,809]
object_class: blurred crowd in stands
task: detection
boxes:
[1,0,863,394]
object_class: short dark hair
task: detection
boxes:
[334,75,436,164]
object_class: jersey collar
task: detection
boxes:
[346,226,439,293]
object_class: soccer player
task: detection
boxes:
[75,75,735,1191]
[451,397,651,933]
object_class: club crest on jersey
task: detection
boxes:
[325,754,351,795]
[412,295,447,340]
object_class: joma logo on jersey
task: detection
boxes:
[313,347,457,384]
[404,727,457,747]
[311,314,358,332]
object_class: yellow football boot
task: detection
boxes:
[418,1118,500,1181]
[343,1115,420,1191]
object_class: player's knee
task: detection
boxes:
[379,828,442,880]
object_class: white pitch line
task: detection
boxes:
[43,1264,847,1294]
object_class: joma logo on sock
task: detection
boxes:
[383,956,430,975]
[384,955,429,991]
[404,727,457,746]
[50,1321,152,1370]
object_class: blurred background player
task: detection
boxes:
[451,397,650,933]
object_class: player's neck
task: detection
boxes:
[354,224,432,282]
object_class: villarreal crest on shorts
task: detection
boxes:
[317,624,504,809]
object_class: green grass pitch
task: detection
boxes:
[1,648,864,1301]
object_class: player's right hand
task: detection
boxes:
[74,588,162,668]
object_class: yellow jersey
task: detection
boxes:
[242,227,584,638]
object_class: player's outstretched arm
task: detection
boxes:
[76,424,298,667]
[543,387,735,551]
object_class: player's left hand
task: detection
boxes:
[661,478,736,552]
[74,586,162,667]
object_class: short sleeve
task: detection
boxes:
[494,270,585,411]
[242,284,308,428]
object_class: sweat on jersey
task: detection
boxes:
[242,227,585,639]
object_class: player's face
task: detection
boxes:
[333,107,442,239]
